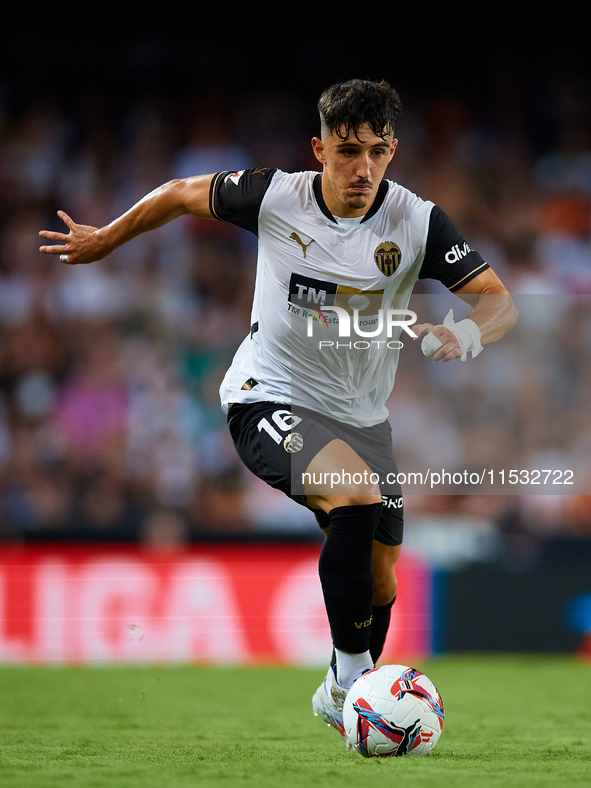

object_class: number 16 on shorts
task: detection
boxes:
[257,410,303,445]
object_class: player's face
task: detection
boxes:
[311,124,398,218]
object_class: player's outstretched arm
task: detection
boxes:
[413,269,518,362]
[38,174,215,265]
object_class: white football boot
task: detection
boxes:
[312,665,353,749]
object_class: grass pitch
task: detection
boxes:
[0,655,589,788]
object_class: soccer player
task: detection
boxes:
[39,79,518,748]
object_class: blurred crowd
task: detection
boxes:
[0,76,590,547]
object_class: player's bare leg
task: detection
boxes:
[304,438,383,508]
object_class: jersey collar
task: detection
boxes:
[313,173,388,224]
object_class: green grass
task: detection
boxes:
[0,656,590,787]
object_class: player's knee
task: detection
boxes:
[311,492,382,513]
[335,473,382,507]
[307,477,382,512]
[343,492,383,507]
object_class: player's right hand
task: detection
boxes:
[413,322,464,362]
[39,211,106,265]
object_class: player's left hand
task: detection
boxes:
[412,323,463,362]
[39,211,105,265]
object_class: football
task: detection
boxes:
[343,664,444,758]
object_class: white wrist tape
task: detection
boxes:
[421,309,483,361]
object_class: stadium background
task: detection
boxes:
[0,5,590,664]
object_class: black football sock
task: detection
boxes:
[331,595,396,667]
[369,595,396,664]
[318,502,383,655]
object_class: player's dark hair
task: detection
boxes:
[318,79,403,140]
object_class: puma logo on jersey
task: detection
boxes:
[290,232,315,258]
[445,242,472,263]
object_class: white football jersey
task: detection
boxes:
[211,169,488,428]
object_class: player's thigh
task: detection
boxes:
[304,438,382,512]
[341,418,405,549]
[227,402,340,502]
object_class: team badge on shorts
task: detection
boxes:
[374,241,401,276]
[283,432,304,453]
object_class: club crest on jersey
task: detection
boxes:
[283,432,304,453]
[374,241,401,277]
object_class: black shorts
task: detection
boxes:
[227,402,403,546]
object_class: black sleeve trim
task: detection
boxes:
[209,168,277,235]
[419,205,489,292]
[447,261,489,292]
[209,171,227,221]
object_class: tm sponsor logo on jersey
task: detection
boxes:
[445,241,472,264]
